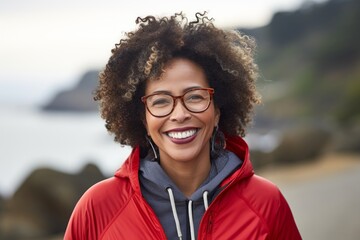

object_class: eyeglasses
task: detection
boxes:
[141,88,214,117]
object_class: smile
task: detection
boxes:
[166,129,198,139]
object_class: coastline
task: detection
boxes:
[257,152,360,187]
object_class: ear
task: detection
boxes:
[214,107,220,127]
[142,116,149,135]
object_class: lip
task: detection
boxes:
[164,127,199,144]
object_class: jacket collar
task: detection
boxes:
[220,135,254,187]
[115,135,254,193]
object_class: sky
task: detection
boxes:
[0,0,327,106]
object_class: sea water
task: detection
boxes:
[0,104,280,197]
[0,104,131,197]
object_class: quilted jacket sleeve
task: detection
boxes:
[268,191,302,240]
[64,187,98,240]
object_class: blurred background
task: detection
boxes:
[1,0,359,239]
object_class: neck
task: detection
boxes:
[159,153,211,197]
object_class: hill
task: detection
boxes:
[240,0,360,128]
[43,0,360,131]
[42,70,99,112]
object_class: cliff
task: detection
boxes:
[42,70,99,112]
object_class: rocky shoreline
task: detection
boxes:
[0,121,359,239]
[0,164,105,240]
[42,70,99,112]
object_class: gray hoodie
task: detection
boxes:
[139,150,242,240]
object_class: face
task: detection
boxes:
[144,58,220,165]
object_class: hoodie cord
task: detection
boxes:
[167,189,210,240]
[188,200,195,240]
[203,191,209,211]
[167,188,183,240]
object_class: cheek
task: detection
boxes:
[144,113,162,136]
[206,107,220,127]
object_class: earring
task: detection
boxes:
[210,126,225,159]
[146,135,158,160]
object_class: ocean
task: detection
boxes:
[0,104,279,197]
[0,104,131,197]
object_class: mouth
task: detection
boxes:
[166,129,198,140]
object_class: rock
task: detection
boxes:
[250,123,333,169]
[0,163,105,240]
[0,194,4,213]
[331,122,360,153]
[42,70,99,112]
[272,124,332,165]
[250,150,275,170]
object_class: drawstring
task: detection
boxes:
[188,200,195,240]
[167,188,210,240]
[167,188,183,240]
[203,191,209,210]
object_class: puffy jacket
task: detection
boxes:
[64,136,302,239]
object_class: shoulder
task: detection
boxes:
[244,174,282,199]
[235,174,285,213]
[64,176,133,240]
[74,176,133,217]
[83,176,132,204]
[233,175,301,239]
[221,174,289,227]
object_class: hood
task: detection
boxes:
[115,135,254,240]
[115,135,254,194]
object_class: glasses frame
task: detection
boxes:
[141,87,215,117]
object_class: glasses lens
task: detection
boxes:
[144,88,212,117]
[183,89,211,112]
[146,94,173,117]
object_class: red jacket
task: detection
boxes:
[65,136,301,239]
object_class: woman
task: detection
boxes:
[65,12,301,240]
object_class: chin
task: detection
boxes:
[166,147,207,162]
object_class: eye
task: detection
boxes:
[186,94,205,102]
[184,89,208,103]
[149,95,172,108]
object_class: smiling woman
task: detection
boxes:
[142,58,220,197]
[64,12,301,240]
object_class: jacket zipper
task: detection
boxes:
[200,175,244,239]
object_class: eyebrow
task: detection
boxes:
[149,86,205,95]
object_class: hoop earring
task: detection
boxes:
[210,126,225,159]
[146,135,158,160]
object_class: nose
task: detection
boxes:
[169,99,191,122]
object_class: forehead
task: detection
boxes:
[145,58,209,94]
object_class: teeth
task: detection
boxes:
[167,130,197,139]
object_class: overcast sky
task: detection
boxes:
[0,0,327,105]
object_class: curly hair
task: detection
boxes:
[94,12,261,149]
